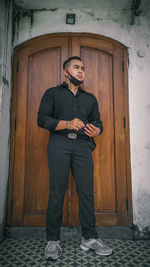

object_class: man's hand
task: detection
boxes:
[67,118,85,131]
[84,123,100,137]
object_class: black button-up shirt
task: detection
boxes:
[38,82,103,135]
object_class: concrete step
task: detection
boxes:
[6,226,134,240]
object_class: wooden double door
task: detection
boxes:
[8,33,132,227]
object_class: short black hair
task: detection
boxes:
[63,56,82,70]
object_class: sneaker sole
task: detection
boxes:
[80,244,89,251]
[80,244,112,256]
[95,250,113,256]
[44,254,58,260]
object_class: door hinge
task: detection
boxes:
[11,199,13,213]
[14,118,17,130]
[126,199,129,211]
[122,60,124,72]
[128,57,129,68]
[16,61,19,72]
[123,117,126,128]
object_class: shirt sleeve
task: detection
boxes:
[37,88,60,132]
[88,96,103,134]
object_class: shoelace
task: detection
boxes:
[96,238,106,247]
[48,241,62,255]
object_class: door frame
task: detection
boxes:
[7,33,132,226]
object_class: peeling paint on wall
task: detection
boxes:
[145,143,150,154]
[0,0,13,241]
[133,184,150,238]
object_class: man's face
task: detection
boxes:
[65,59,85,81]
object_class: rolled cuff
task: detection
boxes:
[38,115,60,132]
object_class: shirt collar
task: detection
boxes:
[62,82,83,94]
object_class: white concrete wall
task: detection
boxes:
[1,0,149,236]
[0,0,13,240]
[13,3,150,235]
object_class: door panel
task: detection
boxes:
[71,39,117,225]
[9,34,132,227]
[11,38,69,225]
[25,48,61,214]
[81,47,116,212]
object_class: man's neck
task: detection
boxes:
[67,80,79,95]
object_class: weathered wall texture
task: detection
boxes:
[0,0,150,238]
[12,2,150,235]
[0,0,13,241]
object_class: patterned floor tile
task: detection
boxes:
[0,238,150,266]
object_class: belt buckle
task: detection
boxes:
[68,133,77,139]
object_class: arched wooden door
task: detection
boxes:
[8,33,132,227]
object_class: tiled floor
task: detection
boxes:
[0,238,150,266]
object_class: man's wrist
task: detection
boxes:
[66,121,69,129]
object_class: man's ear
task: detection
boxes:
[63,69,68,77]
[63,69,70,78]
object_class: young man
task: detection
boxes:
[38,56,112,260]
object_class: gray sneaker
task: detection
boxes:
[44,240,62,260]
[80,237,112,256]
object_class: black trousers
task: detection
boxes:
[46,134,98,241]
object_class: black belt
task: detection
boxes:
[52,132,89,140]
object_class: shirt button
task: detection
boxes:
[73,107,76,110]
